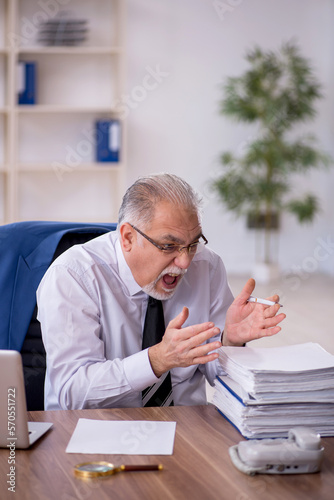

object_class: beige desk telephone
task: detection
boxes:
[229,427,325,475]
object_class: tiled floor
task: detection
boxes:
[206,272,334,402]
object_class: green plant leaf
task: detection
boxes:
[286,194,320,223]
[211,40,333,263]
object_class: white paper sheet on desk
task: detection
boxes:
[66,419,176,455]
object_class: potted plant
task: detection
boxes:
[211,41,332,282]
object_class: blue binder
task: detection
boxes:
[96,120,121,162]
[18,62,37,105]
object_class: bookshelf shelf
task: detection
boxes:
[0,0,126,225]
[17,46,124,55]
[16,105,121,114]
[17,163,122,172]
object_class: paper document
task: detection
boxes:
[214,343,334,438]
[218,342,334,395]
[66,419,176,455]
[219,342,334,372]
[217,375,334,404]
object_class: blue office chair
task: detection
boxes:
[0,221,117,410]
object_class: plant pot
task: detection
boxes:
[247,212,280,230]
[252,262,280,284]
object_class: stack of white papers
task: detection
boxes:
[213,343,334,439]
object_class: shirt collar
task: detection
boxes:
[115,235,143,297]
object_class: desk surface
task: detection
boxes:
[0,405,333,500]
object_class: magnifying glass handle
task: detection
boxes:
[120,464,163,472]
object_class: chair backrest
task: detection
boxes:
[23,231,111,411]
[0,221,117,411]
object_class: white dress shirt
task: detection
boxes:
[37,231,234,410]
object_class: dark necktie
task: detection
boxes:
[142,297,174,407]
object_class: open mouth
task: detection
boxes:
[162,273,180,289]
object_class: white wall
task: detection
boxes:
[125,0,334,277]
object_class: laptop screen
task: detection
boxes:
[0,350,52,449]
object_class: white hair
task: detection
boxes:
[118,173,203,230]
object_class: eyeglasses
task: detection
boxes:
[129,224,208,255]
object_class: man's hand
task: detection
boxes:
[223,278,286,347]
[148,307,222,378]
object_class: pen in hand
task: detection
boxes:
[247,295,283,307]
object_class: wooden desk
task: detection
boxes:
[1,405,333,500]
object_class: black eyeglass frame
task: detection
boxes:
[129,224,208,254]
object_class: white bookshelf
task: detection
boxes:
[0,0,126,224]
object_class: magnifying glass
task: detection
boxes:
[74,461,163,479]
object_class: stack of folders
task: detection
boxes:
[212,342,334,439]
[37,16,89,46]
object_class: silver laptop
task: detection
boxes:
[0,350,52,449]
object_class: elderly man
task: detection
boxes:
[37,173,285,410]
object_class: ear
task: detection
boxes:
[120,223,135,252]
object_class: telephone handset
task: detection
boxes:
[229,427,325,475]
